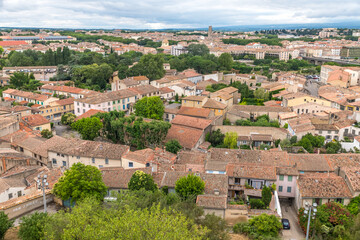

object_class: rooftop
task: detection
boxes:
[298,173,352,198]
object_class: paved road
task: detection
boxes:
[281,202,305,240]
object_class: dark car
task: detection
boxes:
[282,218,290,230]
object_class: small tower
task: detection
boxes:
[208,26,213,37]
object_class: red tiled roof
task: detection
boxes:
[74,109,105,121]
[166,125,203,149]
[171,115,212,130]
[177,106,211,118]
[22,114,50,127]
[0,41,28,46]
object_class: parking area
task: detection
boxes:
[281,200,305,240]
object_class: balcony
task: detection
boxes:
[228,184,245,191]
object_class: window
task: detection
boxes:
[146,163,150,167]
[287,187,292,193]
[76,156,80,159]
[279,175,284,181]
[92,158,95,164]
[328,130,331,134]
[52,158,57,164]
[8,193,13,199]
[129,162,133,168]
[99,165,103,168]
[105,158,109,164]
[288,176,293,182]
[17,190,22,197]
[278,186,283,192]
[63,161,66,166]
[319,130,322,134]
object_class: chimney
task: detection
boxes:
[214,189,219,196]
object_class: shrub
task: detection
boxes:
[223,118,231,125]
[175,174,205,200]
[250,199,265,209]
[128,170,158,192]
[18,212,48,240]
[165,139,182,154]
[199,214,229,240]
[262,186,272,208]
[233,214,282,238]
[41,129,53,139]
[0,212,14,240]
[233,222,252,235]
[347,195,360,215]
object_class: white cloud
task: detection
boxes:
[0,0,359,29]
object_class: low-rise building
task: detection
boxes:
[48,138,130,169]
[39,97,74,122]
[40,85,97,99]
[295,173,352,209]
[3,89,58,106]
[21,114,51,131]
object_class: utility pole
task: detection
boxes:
[37,174,49,213]
[304,201,317,240]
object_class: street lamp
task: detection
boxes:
[304,201,317,240]
[37,174,49,213]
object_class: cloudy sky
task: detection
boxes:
[0,0,360,29]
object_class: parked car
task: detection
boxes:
[282,218,290,230]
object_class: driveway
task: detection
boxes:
[281,200,305,240]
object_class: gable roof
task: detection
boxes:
[298,173,352,198]
[75,109,105,121]
[48,138,129,159]
[166,125,203,149]
[22,114,50,127]
[177,106,211,118]
[171,115,212,130]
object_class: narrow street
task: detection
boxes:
[281,201,305,240]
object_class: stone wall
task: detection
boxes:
[1,192,53,219]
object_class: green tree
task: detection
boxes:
[325,141,341,154]
[61,112,76,125]
[41,129,53,139]
[0,212,13,240]
[71,117,103,140]
[18,212,48,240]
[0,46,4,56]
[165,139,182,154]
[187,44,210,56]
[290,135,297,144]
[128,170,158,192]
[134,96,164,120]
[199,214,229,240]
[218,53,233,71]
[175,93,179,102]
[175,174,205,200]
[299,202,352,238]
[128,54,165,80]
[261,186,272,208]
[253,88,270,101]
[233,214,282,238]
[44,198,205,240]
[53,163,107,203]
[347,195,360,215]
[224,132,238,149]
[9,72,32,89]
[223,118,231,125]
[205,129,225,147]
